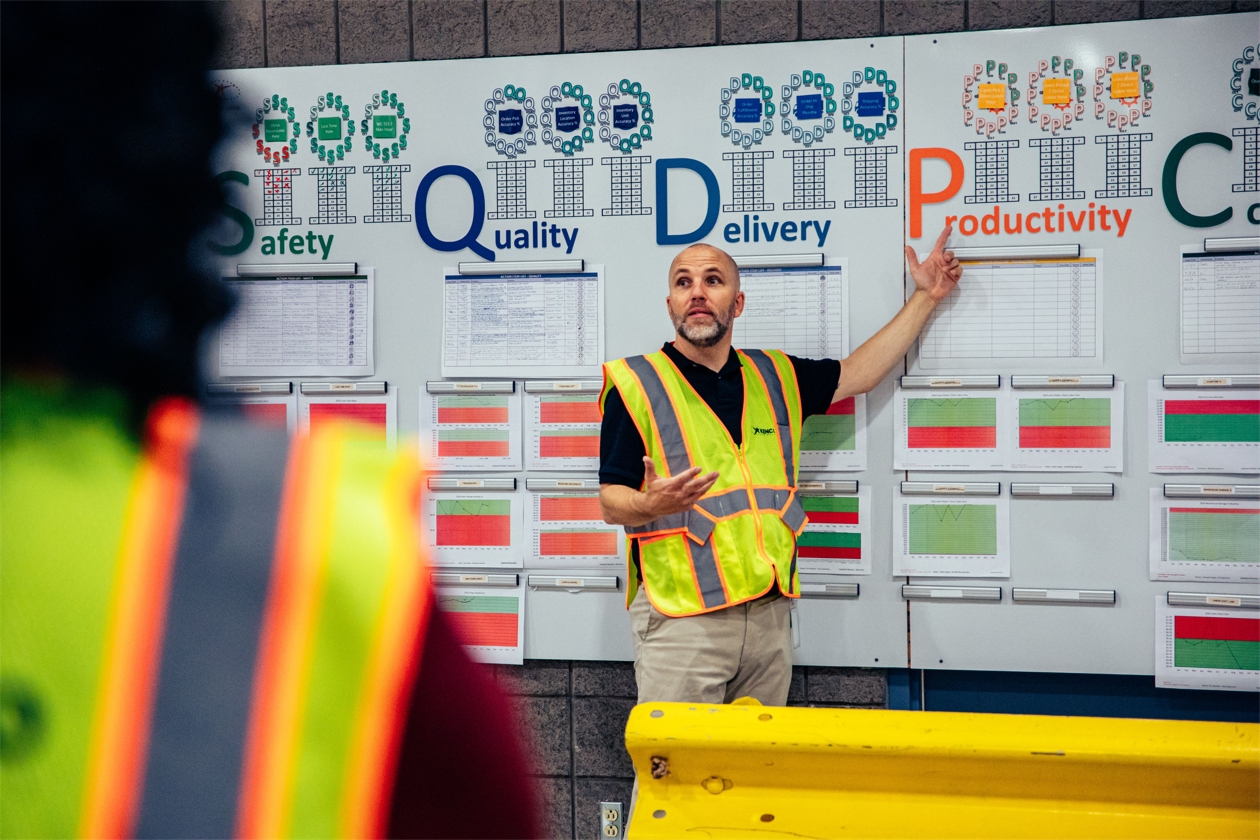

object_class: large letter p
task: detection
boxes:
[908,148,964,239]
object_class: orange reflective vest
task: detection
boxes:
[1,386,429,839]
[600,349,808,617]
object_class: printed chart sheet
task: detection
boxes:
[525,381,602,471]
[298,386,396,448]
[217,271,374,377]
[1147,383,1259,474]
[1180,248,1260,365]
[420,383,522,471]
[1008,384,1124,473]
[208,388,297,434]
[1149,489,1259,584]
[916,255,1102,369]
[732,263,849,360]
[800,395,867,472]
[424,491,524,568]
[442,267,604,378]
[1155,598,1258,691]
[438,585,525,665]
[525,490,624,569]
[893,493,1011,578]
[797,488,871,575]
[894,388,1008,471]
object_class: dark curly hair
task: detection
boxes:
[1,1,235,425]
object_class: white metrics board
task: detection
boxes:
[212,35,911,667]
[903,14,1260,678]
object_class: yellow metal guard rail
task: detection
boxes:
[625,703,1259,838]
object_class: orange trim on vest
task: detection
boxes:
[80,398,200,840]
[235,431,340,839]
[340,453,431,838]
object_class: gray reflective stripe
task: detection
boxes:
[781,496,807,532]
[137,414,290,840]
[628,487,750,542]
[752,488,806,531]
[689,538,728,609]
[624,355,692,477]
[741,349,795,483]
[695,486,753,518]
[626,509,715,545]
[754,487,792,512]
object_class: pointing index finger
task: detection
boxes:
[933,224,953,254]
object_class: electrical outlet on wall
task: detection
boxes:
[599,801,623,838]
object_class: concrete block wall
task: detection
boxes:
[214,0,1255,69]
[210,2,1252,836]
[491,660,886,838]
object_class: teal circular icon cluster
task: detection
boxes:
[1233,44,1259,122]
[780,71,837,146]
[720,74,776,147]
[542,82,596,155]
[361,90,410,162]
[484,84,537,158]
[842,67,899,144]
[306,92,355,164]
[598,79,654,153]
[254,94,298,165]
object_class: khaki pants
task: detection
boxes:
[629,586,794,706]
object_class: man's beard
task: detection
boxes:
[672,300,736,348]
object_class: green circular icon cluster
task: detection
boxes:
[254,94,298,165]
[306,92,355,164]
[542,82,596,156]
[598,79,654,153]
[360,89,410,163]
[780,70,837,146]
[841,67,899,144]
[484,84,537,158]
[719,73,776,147]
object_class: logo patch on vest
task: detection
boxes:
[752,426,774,435]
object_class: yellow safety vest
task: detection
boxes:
[0,381,429,839]
[600,349,808,617]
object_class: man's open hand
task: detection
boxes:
[641,457,718,518]
[905,224,963,303]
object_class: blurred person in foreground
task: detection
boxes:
[0,4,539,838]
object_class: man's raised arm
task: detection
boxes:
[600,457,719,527]
[833,225,963,401]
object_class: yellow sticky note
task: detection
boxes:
[1042,77,1071,105]
[1110,71,1140,99]
[977,83,1006,110]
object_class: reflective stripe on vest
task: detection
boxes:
[601,350,808,616]
[73,401,429,839]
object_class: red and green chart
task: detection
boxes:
[795,490,870,575]
[1162,399,1260,443]
[1152,491,1260,584]
[422,386,522,470]
[307,399,392,446]
[528,391,602,469]
[1018,398,1111,447]
[1148,386,1258,474]
[529,493,622,567]
[1173,615,1259,671]
[1157,602,1260,691]
[799,396,866,470]
[439,592,522,662]
[428,495,521,568]
[907,397,997,448]
[436,394,510,424]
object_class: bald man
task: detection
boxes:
[599,227,961,706]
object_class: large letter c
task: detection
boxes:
[1162,133,1233,229]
